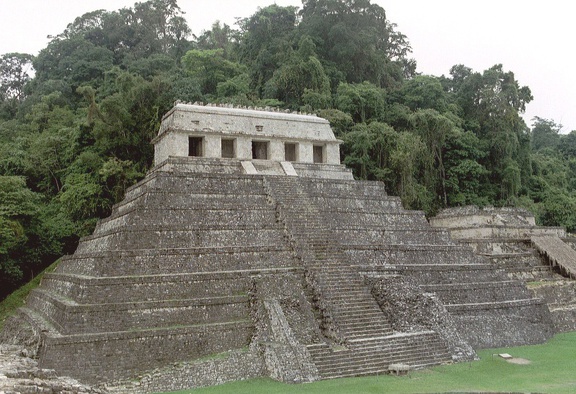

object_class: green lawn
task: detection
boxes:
[163,332,576,394]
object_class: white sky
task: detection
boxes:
[1,0,574,132]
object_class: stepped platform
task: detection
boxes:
[1,162,556,389]
[526,279,576,331]
[3,170,300,384]
[430,206,566,238]
[431,206,576,333]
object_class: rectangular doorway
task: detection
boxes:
[285,143,297,162]
[221,139,235,158]
[252,141,269,159]
[313,145,324,163]
[189,137,203,157]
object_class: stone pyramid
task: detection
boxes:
[1,104,554,391]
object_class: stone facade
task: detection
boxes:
[0,107,557,392]
[430,206,565,240]
[152,103,350,179]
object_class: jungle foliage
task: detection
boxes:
[1,0,574,299]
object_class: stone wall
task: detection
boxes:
[367,276,476,362]
[430,205,565,238]
[528,281,576,332]
[105,350,264,394]
[447,300,553,348]
[39,321,254,384]
[0,345,105,394]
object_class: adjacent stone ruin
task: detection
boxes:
[1,104,557,392]
[430,206,576,333]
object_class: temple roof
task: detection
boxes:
[157,103,337,142]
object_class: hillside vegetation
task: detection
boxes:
[1,0,575,299]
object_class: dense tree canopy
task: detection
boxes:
[0,53,34,118]
[0,0,574,299]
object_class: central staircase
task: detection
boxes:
[264,176,453,378]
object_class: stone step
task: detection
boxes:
[316,279,365,286]
[329,301,384,311]
[335,316,392,327]
[322,284,373,293]
[307,337,446,355]
[58,245,300,276]
[308,340,451,379]
[320,278,369,286]
[340,325,393,334]
[315,268,361,274]
[445,298,543,312]
[317,359,444,379]
[339,323,392,334]
[321,282,370,290]
[26,289,251,335]
[339,319,391,328]
[338,318,392,330]
[312,349,448,368]
[342,330,393,340]
[76,227,289,253]
[310,350,447,367]
[319,289,376,300]
[350,336,446,349]
[322,293,376,302]
[421,280,534,304]
[43,268,300,303]
[314,359,389,372]
[336,309,389,319]
[331,303,384,312]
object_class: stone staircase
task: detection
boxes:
[313,268,394,340]
[265,177,394,339]
[306,331,452,379]
[264,176,452,377]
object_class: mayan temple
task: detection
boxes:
[2,103,558,392]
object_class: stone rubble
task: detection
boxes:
[0,345,106,394]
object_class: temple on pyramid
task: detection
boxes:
[1,103,557,392]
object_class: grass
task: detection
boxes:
[160,332,576,394]
[526,280,546,288]
[0,259,60,331]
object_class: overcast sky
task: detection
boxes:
[1,0,574,132]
